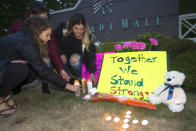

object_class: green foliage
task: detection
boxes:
[43,0,78,11]
[97,41,117,53]
[0,0,78,37]
[101,32,196,92]
[170,50,196,93]
[179,0,196,14]
[0,0,32,36]
[135,32,196,58]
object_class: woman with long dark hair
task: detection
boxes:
[0,16,80,117]
[8,1,70,94]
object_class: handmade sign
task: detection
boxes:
[82,52,114,81]
[97,51,167,100]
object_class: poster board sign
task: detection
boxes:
[97,51,167,100]
[82,52,114,81]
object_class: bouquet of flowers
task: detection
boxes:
[114,38,158,52]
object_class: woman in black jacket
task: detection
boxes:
[56,14,97,83]
[0,16,80,116]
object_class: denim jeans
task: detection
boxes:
[64,53,83,80]
[44,57,51,68]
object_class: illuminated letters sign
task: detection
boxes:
[50,0,178,41]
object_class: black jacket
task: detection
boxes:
[57,32,96,73]
[0,28,67,88]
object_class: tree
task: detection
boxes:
[0,0,33,36]
[179,0,196,14]
[43,0,78,11]
[0,0,78,37]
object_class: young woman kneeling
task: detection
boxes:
[0,16,80,117]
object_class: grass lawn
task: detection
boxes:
[0,83,195,131]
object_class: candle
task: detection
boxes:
[106,116,112,121]
[122,123,129,129]
[126,111,132,115]
[125,114,131,119]
[113,117,120,123]
[74,80,80,96]
[141,120,148,125]
[81,78,87,94]
[74,80,80,85]
[123,119,129,123]
[132,119,138,124]
[87,80,93,93]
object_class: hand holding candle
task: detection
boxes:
[87,80,93,93]
[65,83,80,93]
[81,78,87,94]
[74,80,81,96]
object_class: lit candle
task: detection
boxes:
[142,120,148,125]
[81,78,87,94]
[74,80,80,96]
[125,114,131,119]
[113,117,120,123]
[126,111,132,115]
[123,119,129,123]
[106,116,112,121]
[87,80,93,93]
[74,80,80,85]
[122,123,129,129]
[132,119,138,124]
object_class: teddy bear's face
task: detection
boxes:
[165,71,185,86]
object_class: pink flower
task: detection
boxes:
[114,44,122,51]
[123,42,131,49]
[149,38,158,46]
[138,42,146,50]
[130,41,139,50]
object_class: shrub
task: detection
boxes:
[170,50,196,93]
[135,32,196,58]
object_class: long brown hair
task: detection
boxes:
[25,16,51,57]
[64,14,95,52]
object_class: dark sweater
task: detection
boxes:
[0,28,67,88]
[59,33,96,73]
[8,20,64,72]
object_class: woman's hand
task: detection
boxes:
[61,54,67,64]
[42,57,50,63]
[60,70,70,81]
[90,73,96,85]
[65,83,81,93]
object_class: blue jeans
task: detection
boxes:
[43,57,51,68]
[64,53,83,80]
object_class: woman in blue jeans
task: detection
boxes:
[55,14,97,83]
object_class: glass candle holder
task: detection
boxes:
[87,80,93,93]
[74,80,80,97]
[81,78,87,94]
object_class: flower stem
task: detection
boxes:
[149,44,152,51]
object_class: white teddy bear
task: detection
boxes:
[148,71,186,112]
